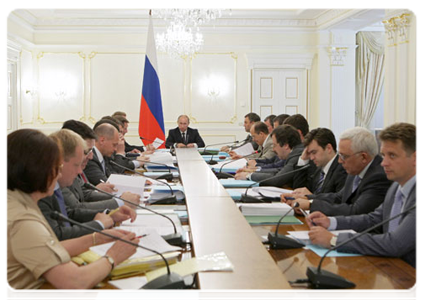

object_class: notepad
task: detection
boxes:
[239,202,293,216]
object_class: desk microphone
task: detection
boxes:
[201,141,240,164]
[266,202,304,249]
[83,182,183,246]
[109,160,178,205]
[301,204,416,289]
[240,164,310,203]
[50,211,186,289]
[215,150,261,179]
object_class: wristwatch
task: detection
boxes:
[103,255,115,270]
[330,236,338,247]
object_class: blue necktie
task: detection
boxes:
[314,171,325,193]
[101,159,106,173]
[352,175,361,193]
[388,188,404,232]
[54,189,71,227]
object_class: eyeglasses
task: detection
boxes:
[338,151,363,161]
[84,147,93,155]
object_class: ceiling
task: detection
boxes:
[10,9,386,33]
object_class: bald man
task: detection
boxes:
[84,123,120,185]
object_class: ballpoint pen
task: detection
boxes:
[298,207,316,226]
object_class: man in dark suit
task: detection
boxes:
[165,115,205,148]
[39,129,136,241]
[84,122,120,185]
[281,128,347,200]
[287,127,391,216]
[237,124,304,188]
[307,123,416,267]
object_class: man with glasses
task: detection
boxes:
[285,127,391,216]
[61,120,141,211]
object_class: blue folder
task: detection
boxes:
[219,179,258,188]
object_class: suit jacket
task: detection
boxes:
[84,150,112,185]
[306,155,347,196]
[38,193,103,241]
[310,155,392,216]
[251,135,276,160]
[62,176,119,211]
[108,153,136,173]
[255,156,285,173]
[165,127,205,148]
[251,144,304,188]
[335,181,416,267]
[125,140,144,153]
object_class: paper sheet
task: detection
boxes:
[107,174,146,197]
[109,276,148,289]
[232,142,255,156]
[287,229,357,245]
[145,252,234,282]
[89,232,182,260]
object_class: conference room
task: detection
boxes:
[6,6,418,299]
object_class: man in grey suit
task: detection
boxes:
[231,121,276,162]
[287,127,391,216]
[307,123,416,267]
[236,124,303,188]
[61,120,141,212]
[39,129,136,241]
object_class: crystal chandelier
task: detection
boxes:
[156,22,204,60]
[154,9,222,59]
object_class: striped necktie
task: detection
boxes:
[314,171,325,193]
[54,189,71,227]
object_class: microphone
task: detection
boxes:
[229,136,249,150]
[109,160,178,205]
[215,150,261,179]
[201,141,240,156]
[303,204,416,289]
[49,211,186,289]
[143,160,176,181]
[240,164,311,203]
[267,202,304,249]
[83,182,183,246]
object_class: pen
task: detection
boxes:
[137,234,148,239]
[285,196,295,200]
[299,208,316,226]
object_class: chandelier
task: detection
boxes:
[154,9,223,59]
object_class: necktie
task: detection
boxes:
[182,132,187,144]
[314,171,325,193]
[54,189,71,227]
[352,175,361,193]
[80,172,88,183]
[388,188,404,232]
[101,159,106,173]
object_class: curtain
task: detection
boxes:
[356,31,385,128]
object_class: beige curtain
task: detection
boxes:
[357,31,385,128]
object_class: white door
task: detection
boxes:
[252,68,308,119]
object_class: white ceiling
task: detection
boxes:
[10,9,386,32]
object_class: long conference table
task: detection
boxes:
[34,149,420,300]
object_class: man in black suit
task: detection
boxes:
[281,128,347,200]
[84,122,122,185]
[165,115,205,148]
[39,129,136,241]
[307,123,416,267]
[286,127,391,216]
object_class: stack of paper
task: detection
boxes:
[251,186,292,198]
[219,179,258,188]
[287,229,357,246]
[107,174,146,197]
[239,202,293,216]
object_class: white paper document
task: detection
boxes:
[152,138,164,149]
[212,158,247,171]
[109,276,148,289]
[119,212,183,235]
[239,202,293,216]
[251,186,293,198]
[233,142,255,156]
[145,152,174,167]
[107,174,146,197]
[287,229,357,245]
[89,232,182,260]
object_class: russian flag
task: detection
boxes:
[139,14,165,148]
